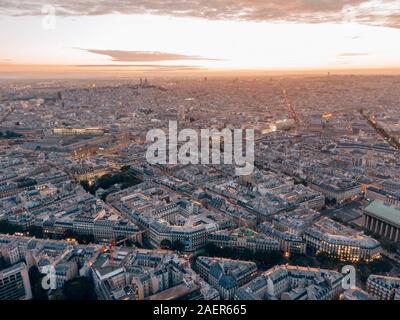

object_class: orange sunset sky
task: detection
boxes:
[1,0,400,76]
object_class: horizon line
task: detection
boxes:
[3,63,400,77]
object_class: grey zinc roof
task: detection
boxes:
[364,200,400,226]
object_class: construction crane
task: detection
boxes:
[280,85,301,134]
[114,235,132,247]
[109,240,115,266]
[103,236,132,267]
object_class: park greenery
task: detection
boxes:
[49,277,97,300]
[364,230,398,253]
[28,265,49,300]
[203,243,284,269]
[0,130,23,139]
[201,243,394,278]
[160,239,185,252]
[80,165,142,199]
[0,220,44,238]
[0,220,91,244]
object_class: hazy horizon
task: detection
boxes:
[1,0,400,76]
[2,65,400,80]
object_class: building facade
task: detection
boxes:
[0,263,32,300]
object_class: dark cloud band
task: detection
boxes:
[81,49,220,62]
[0,0,399,29]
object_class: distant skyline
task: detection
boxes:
[1,0,400,76]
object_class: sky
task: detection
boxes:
[1,0,400,75]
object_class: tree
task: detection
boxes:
[369,259,392,274]
[172,240,185,252]
[381,240,398,253]
[63,229,75,239]
[0,220,22,234]
[80,168,142,196]
[316,252,340,269]
[160,239,172,249]
[76,234,95,245]
[80,180,95,194]
[204,243,218,256]
[28,225,44,238]
[28,266,48,300]
[0,255,6,269]
[50,290,66,300]
[264,251,284,267]
[0,130,23,139]
[62,277,97,300]
[357,263,371,283]
[238,248,253,261]
[203,243,284,269]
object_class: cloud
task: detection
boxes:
[1,0,399,28]
[80,49,220,62]
[73,63,205,72]
[351,12,400,29]
[74,63,203,69]
[338,52,369,56]
[0,59,13,65]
